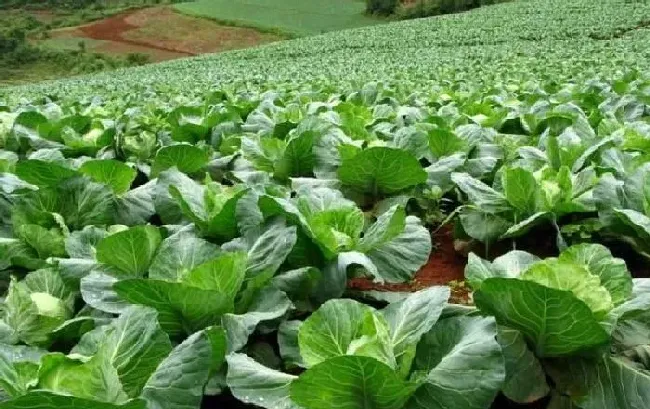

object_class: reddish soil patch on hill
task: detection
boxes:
[48,6,283,62]
[348,224,470,303]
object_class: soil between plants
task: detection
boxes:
[348,224,471,304]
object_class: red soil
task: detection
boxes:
[78,9,195,57]
[348,225,471,303]
[46,7,282,62]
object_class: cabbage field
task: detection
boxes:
[1,0,650,408]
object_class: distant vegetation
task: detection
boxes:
[367,0,511,18]
[0,2,159,84]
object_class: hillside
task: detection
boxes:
[1,1,650,409]
[6,0,650,99]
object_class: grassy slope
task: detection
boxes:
[173,0,381,36]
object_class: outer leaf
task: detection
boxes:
[357,205,406,252]
[113,279,232,336]
[142,328,216,409]
[0,345,45,398]
[226,353,299,409]
[366,216,431,283]
[497,327,549,403]
[96,226,162,277]
[298,299,375,367]
[502,167,537,214]
[151,144,209,177]
[451,173,510,214]
[148,229,220,281]
[14,160,78,187]
[0,392,145,409]
[549,356,650,409]
[338,147,427,195]
[406,316,504,409]
[291,356,415,409]
[222,287,293,352]
[94,306,172,397]
[246,220,297,277]
[381,287,450,359]
[474,278,610,357]
[184,252,247,300]
[79,159,136,195]
[80,271,130,314]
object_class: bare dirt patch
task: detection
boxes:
[122,7,283,54]
[46,6,284,62]
[348,224,471,304]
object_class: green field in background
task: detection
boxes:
[174,0,381,36]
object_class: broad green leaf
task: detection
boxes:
[366,216,431,283]
[96,226,162,277]
[465,251,539,289]
[358,205,406,252]
[497,327,549,403]
[274,131,316,181]
[14,160,78,187]
[142,328,217,409]
[500,212,550,239]
[558,243,633,306]
[407,316,505,409]
[226,353,299,409]
[113,279,232,336]
[155,169,201,224]
[15,224,65,259]
[474,278,610,357]
[502,167,537,215]
[299,299,378,367]
[148,229,220,281]
[451,173,510,214]
[115,180,156,225]
[37,353,129,404]
[459,207,510,243]
[278,320,305,368]
[0,392,145,409]
[309,208,364,256]
[0,345,46,398]
[93,306,172,397]
[65,226,107,259]
[151,144,209,177]
[222,287,292,352]
[184,252,247,299]
[338,147,427,195]
[381,287,450,360]
[428,128,466,159]
[291,356,416,409]
[79,160,136,195]
[549,356,650,409]
[246,220,298,277]
[522,259,613,318]
[80,271,130,314]
[12,177,115,231]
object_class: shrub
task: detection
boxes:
[366,0,399,15]
[396,0,510,19]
